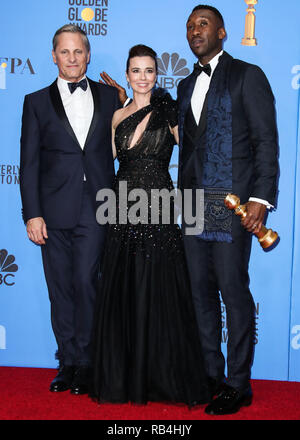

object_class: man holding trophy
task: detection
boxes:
[177,4,279,415]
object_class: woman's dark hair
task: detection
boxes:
[126,44,158,73]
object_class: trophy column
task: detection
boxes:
[242,0,258,46]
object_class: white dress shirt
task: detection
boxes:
[191,50,223,124]
[190,50,272,209]
[57,75,94,150]
[57,75,93,181]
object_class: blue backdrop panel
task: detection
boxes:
[290,89,300,382]
[0,0,299,381]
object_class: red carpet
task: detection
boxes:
[0,367,299,422]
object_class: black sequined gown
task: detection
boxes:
[90,92,210,405]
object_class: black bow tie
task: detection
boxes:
[193,63,212,77]
[68,78,88,94]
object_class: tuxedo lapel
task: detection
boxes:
[49,80,82,150]
[181,52,232,144]
[84,78,100,149]
[180,75,197,116]
[180,86,208,169]
[196,93,208,139]
[178,74,197,150]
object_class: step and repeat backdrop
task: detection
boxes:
[0,0,299,381]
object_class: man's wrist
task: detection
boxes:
[248,197,273,209]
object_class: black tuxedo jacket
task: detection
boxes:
[20,77,120,229]
[177,51,279,206]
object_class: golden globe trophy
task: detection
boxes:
[241,0,258,46]
[224,194,279,249]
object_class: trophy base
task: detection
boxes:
[258,229,278,249]
[242,37,257,46]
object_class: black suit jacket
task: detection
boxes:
[177,51,279,206]
[20,77,120,229]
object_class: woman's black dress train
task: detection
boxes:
[90,92,210,405]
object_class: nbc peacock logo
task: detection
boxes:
[157,52,190,90]
[0,249,18,287]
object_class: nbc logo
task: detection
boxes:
[0,325,6,350]
[0,62,7,90]
[157,53,190,90]
[0,249,18,287]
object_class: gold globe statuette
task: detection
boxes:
[242,0,258,46]
[224,194,279,249]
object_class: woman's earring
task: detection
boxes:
[127,81,131,89]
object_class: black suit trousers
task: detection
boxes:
[41,183,107,366]
[183,214,255,392]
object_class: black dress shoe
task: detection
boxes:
[208,377,226,400]
[205,384,252,415]
[70,366,91,395]
[50,365,75,392]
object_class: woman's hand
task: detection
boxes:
[100,71,128,105]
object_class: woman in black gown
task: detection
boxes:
[90,45,210,405]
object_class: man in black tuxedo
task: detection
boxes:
[20,24,121,394]
[177,5,278,414]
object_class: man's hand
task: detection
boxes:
[241,201,267,234]
[99,71,128,105]
[26,217,48,245]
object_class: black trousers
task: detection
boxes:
[41,184,107,367]
[183,215,255,392]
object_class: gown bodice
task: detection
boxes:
[114,91,178,191]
